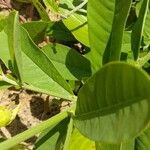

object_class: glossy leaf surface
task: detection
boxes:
[87,0,115,69]
[20,27,74,100]
[74,62,150,143]
[103,0,132,63]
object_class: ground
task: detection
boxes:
[0,88,71,149]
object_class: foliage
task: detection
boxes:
[0,0,150,149]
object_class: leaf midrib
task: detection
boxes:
[75,97,149,120]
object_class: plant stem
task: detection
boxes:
[31,0,50,21]
[0,107,75,150]
[63,118,73,150]
[62,0,88,18]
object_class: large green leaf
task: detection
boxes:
[87,0,115,69]
[34,117,70,150]
[5,11,22,82]
[20,27,75,100]
[131,0,149,60]
[1,12,75,100]
[74,62,150,143]
[103,0,132,63]
[42,43,91,80]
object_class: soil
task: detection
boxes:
[0,88,71,149]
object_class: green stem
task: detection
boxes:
[0,108,74,150]
[31,0,50,21]
[62,0,88,18]
[63,118,73,150]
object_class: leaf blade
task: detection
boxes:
[74,62,150,143]
[131,0,149,60]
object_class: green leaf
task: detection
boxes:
[87,0,115,69]
[122,32,132,54]
[46,21,75,42]
[131,0,149,60]
[0,12,75,100]
[135,125,150,150]
[136,1,150,46]
[22,21,52,43]
[42,43,91,80]
[74,62,150,143]
[143,2,150,45]
[34,117,70,150]
[31,0,50,21]
[138,51,150,67]
[63,15,89,46]
[43,0,59,13]
[95,142,120,150]
[59,0,89,47]
[0,81,12,90]
[125,5,137,30]
[0,30,11,67]
[20,27,75,100]
[96,140,135,150]
[68,128,95,150]
[121,31,133,61]
[103,0,132,63]
[63,118,73,150]
[5,11,22,83]
[0,15,7,32]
